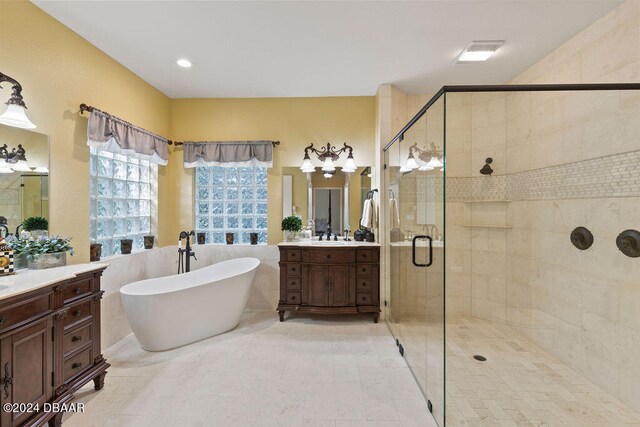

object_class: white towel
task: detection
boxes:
[360,199,371,229]
[390,198,400,229]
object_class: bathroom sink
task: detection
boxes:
[311,240,350,246]
[0,285,10,291]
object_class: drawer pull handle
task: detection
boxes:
[326,254,331,259]
[291,295,296,300]
[73,310,82,317]
[71,335,82,342]
[361,296,367,301]
[74,287,81,294]
[72,362,83,370]
[362,282,367,286]
[291,281,296,286]
[0,316,6,325]
[361,268,366,272]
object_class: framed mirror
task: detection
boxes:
[281,166,373,238]
[0,124,49,237]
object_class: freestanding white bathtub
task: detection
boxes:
[120,257,260,351]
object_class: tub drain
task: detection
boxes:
[473,354,487,362]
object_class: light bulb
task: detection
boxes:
[11,160,31,172]
[406,156,419,170]
[300,158,315,173]
[426,156,444,168]
[342,156,357,173]
[0,104,36,129]
[322,158,335,172]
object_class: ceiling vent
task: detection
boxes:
[455,40,504,63]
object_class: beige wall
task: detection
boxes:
[0,1,171,262]
[168,97,375,244]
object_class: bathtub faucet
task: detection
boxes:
[178,230,197,274]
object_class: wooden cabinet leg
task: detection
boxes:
[93,371,107,390]
[278,310,285,322]
[373,313,379,323]
[48,412,63,427]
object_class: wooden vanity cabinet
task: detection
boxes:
[0,267,109,427]
[278,246,380,322]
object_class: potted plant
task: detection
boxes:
[22,216,48,238]
[281,216,302,242]
[12,234,74,270]
[4,233,29,269]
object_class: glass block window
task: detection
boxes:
[89,148,156,256]
[195,166,268,244]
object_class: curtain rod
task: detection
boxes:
[80,104,280,147]
[79,103,175,145]
[172,140,280,147]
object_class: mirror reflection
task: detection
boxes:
[0,124,49,237]
[282,166,372,239]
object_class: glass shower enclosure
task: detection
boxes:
[384,84,640,426]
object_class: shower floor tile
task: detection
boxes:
[446,316,640,426]
[61,310,435,427]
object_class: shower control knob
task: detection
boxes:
[617,229,640,258]
[570,227,593,250]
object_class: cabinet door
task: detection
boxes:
[307,265,328,306]
[328,265,351,307]
[0,317,53,427]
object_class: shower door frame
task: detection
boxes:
[382,82,640,427]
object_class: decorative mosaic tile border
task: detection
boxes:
[445,150,640,201]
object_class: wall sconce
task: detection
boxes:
[300,142,357,175]
[0,73,36,130]
[0,144,33,173]
[401,142,444,173]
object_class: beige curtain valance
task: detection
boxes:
[87,109,169,165]
[183,141,273,168]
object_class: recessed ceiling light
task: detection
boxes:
[176,58,192,68]
[455,40,504,64]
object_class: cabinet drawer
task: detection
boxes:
[285,264,301,276]
[285,277,301,290]
[282,250,301,262]
[303,249,355,264]
[285,292,301,304]
[0,292,51,333]
[356,278,374,292]
[63,346,93,382]
[355,264,373,277]
[62,278,92,303]
[356,249,375,263]
[63,300,92,330]
[356,293,373,306]
[63,323,93,357]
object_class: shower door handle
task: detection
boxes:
[412,235,433,268]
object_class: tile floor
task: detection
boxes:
[445,317,640,426]
[62,310,434,427]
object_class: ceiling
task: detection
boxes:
[33,0,621,98]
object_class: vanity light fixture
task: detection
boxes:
[0,72,37,129]
[176,58,192,68]
[455,40,504,64]
[300,142,357,175]
[402,142,445,172]
[0,143,32,172]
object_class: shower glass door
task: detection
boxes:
[386,95,445,425]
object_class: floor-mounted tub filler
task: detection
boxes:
[120,257,260,351]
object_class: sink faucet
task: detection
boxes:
[326,225,332,241]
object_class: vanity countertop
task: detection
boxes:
[278,240,380,247]
[0,263,109,300]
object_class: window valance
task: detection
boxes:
[183,141,274,168]
[86,109,169,165]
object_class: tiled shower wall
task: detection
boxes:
[441,0,640,411]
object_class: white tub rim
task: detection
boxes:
[120,257,260,297]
